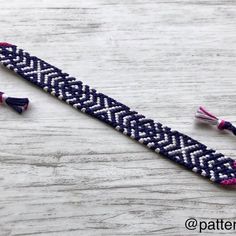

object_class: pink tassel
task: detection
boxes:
[195,106,225,129]
[195,106,236,135]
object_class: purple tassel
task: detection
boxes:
[0,91,29,114]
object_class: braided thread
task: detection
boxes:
[220,121,236,136]
[0,44,236,185]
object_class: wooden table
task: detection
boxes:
[0,0,236,235]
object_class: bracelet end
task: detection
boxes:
[220,178,236,185]
[0,42,12,47]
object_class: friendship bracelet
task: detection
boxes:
[0,42,236,185]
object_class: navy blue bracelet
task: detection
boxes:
[0,42,236,186]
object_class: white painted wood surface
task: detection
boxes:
[0,0,236,235]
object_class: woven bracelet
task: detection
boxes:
[0,42,235,186]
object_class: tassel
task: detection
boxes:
[0,91,29,114]
[195,106,236,136]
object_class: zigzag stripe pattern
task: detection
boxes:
[0,44,236,185]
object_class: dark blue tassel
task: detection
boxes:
[0,92,29,114]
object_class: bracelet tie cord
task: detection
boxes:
[0,43,236,186]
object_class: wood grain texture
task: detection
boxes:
[0,0,236,235]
